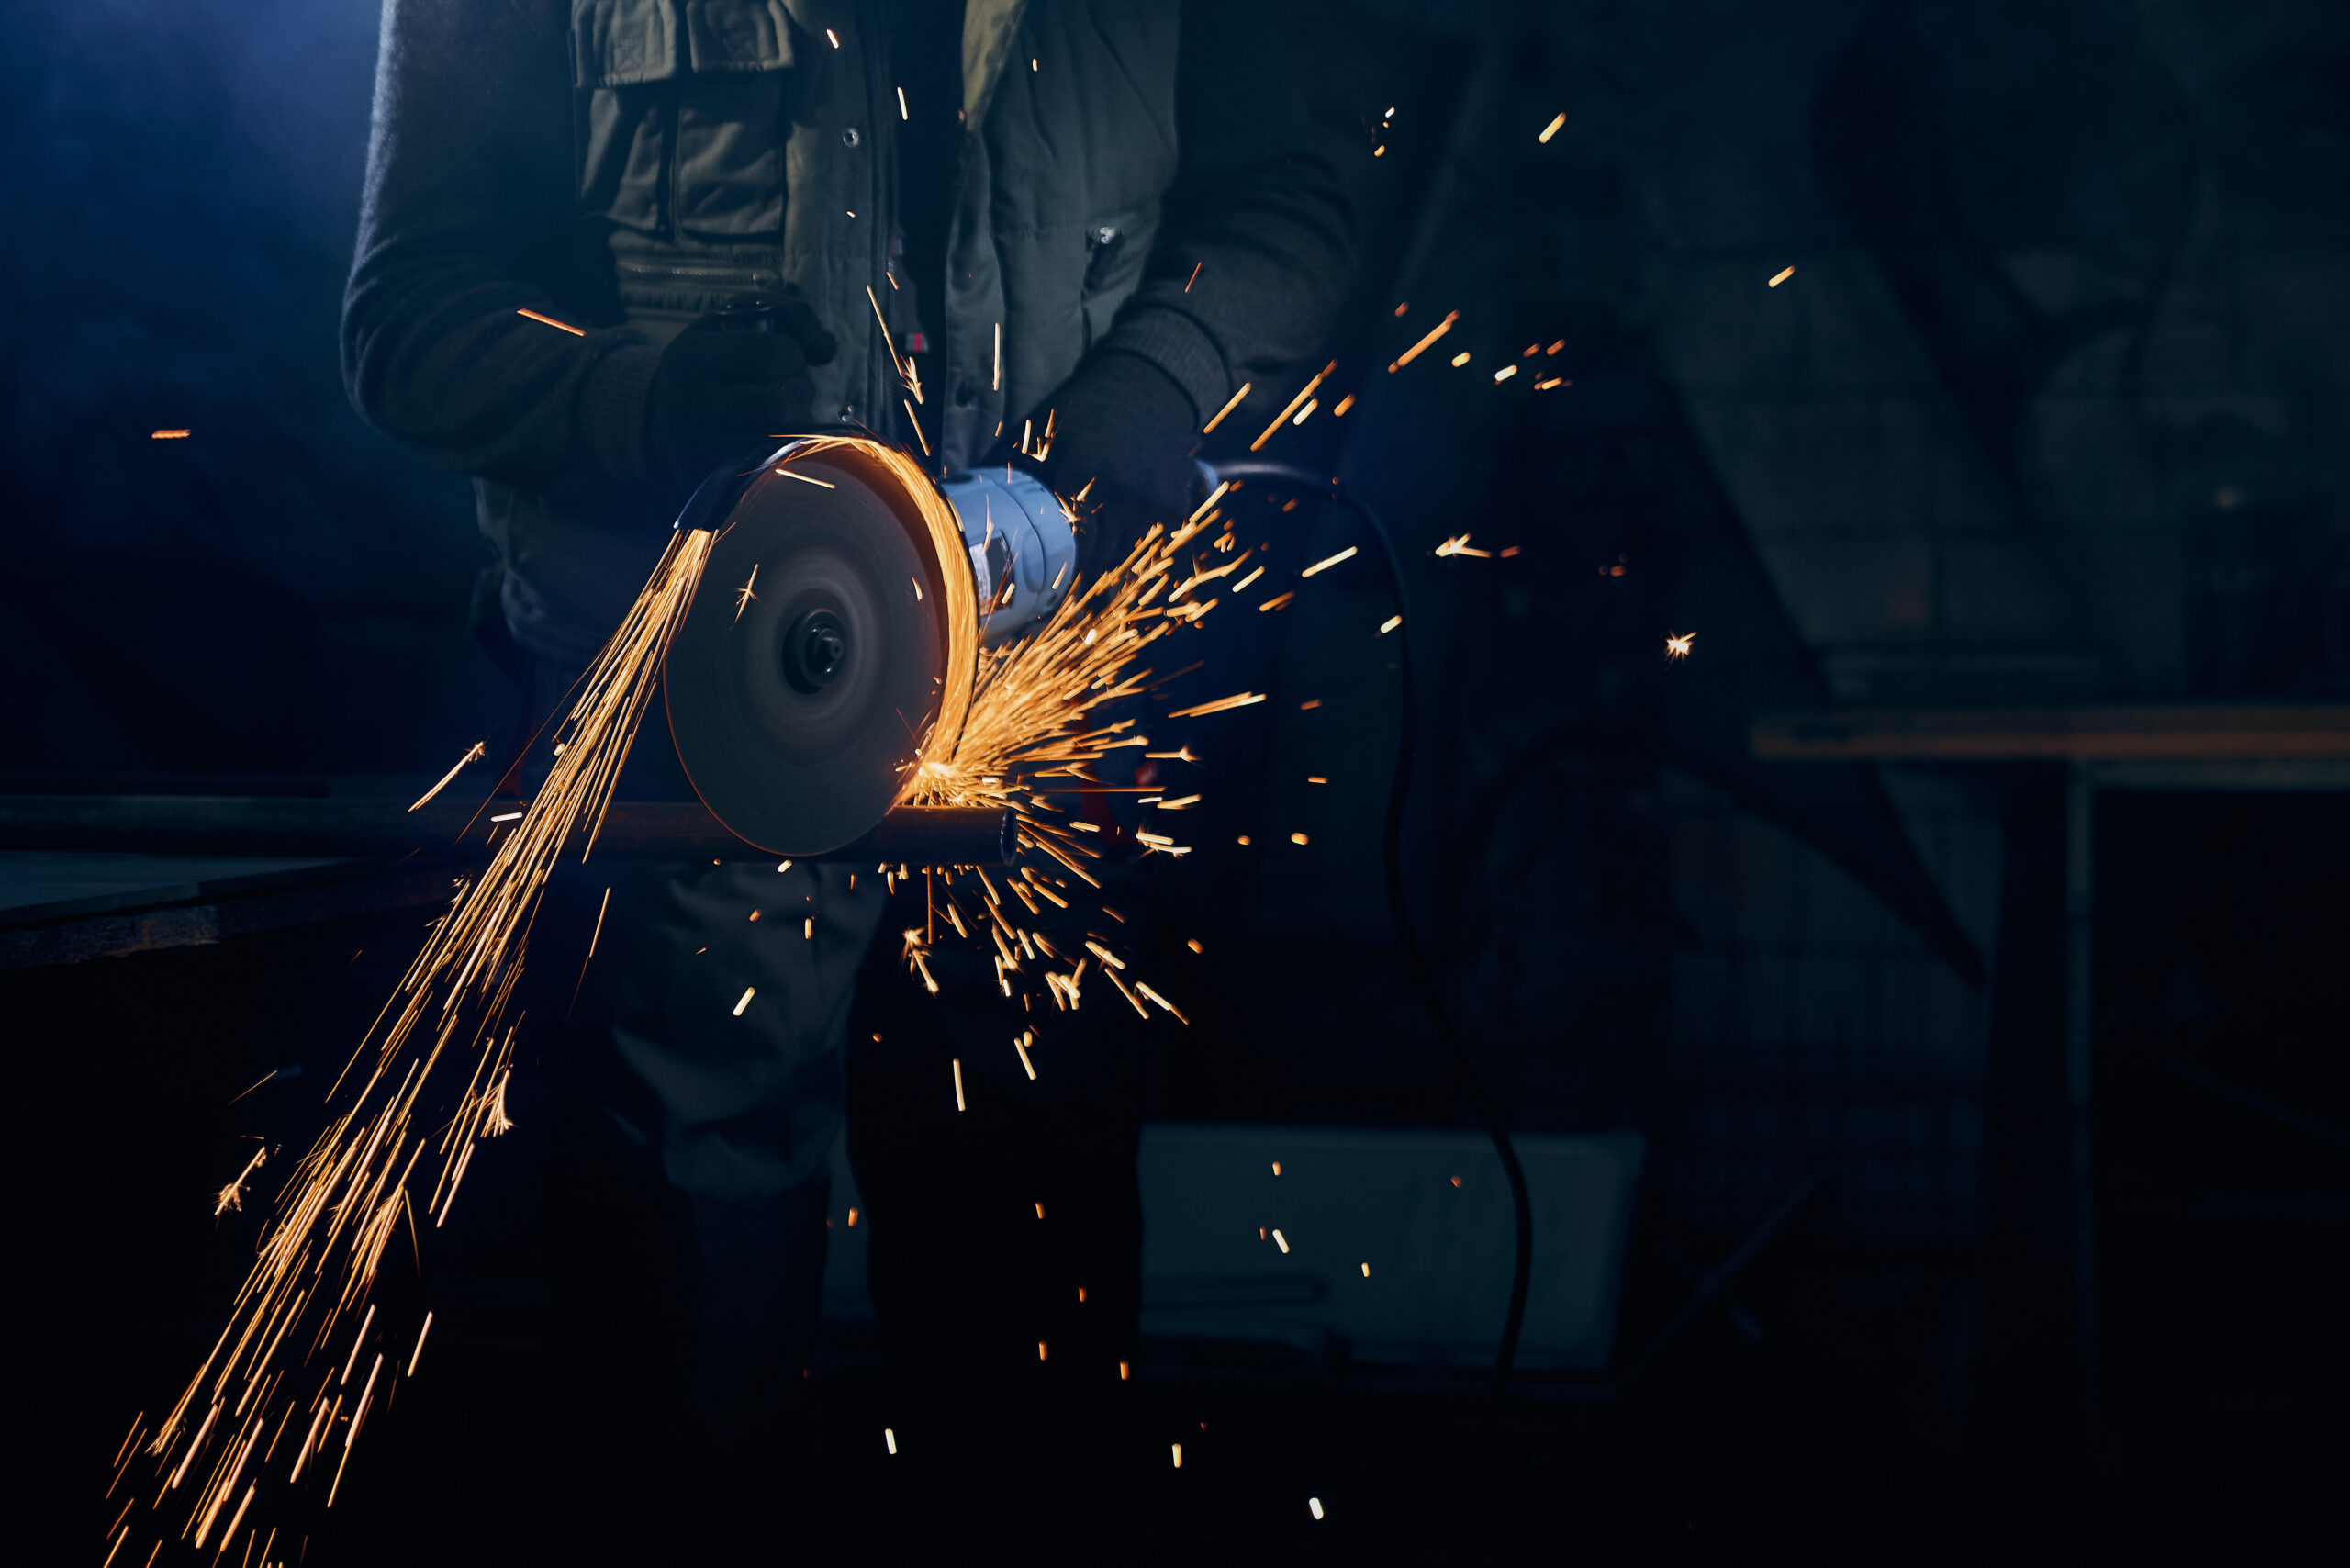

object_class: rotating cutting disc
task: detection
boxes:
[664,443,961,855]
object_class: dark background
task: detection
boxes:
[8,1,2346,1562]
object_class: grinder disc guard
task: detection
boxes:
[665,444,961,855]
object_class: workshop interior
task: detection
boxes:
[6,2,2345,1563]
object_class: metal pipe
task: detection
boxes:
[0,797,1013,865]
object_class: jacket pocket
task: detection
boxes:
[573,1,796,236]
[1079,202,1159,349]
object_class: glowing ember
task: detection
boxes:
[212,1145,268,1218]
[515,307,584,335]
[1388,310,1458,373]
[407,740,486,812]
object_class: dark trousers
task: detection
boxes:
[543,1001,835,1558]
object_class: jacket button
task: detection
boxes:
[955,380,978,407]
[841,128,861,148]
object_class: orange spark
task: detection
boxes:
[1201,381,1252,435]
[406,740,486,812]
[1387,310,1458,372]
[1165,692,1266,719]
[515,308,584,335]
[1249,361,1336,452]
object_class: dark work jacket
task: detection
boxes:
[344,0,1359,664]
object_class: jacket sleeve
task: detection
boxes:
[1094,0,1364,424]
[341,0,660,488]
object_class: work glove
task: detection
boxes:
[646,290,838,491]
[1033,350,1205,579]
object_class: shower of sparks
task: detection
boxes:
[516,307,585,336]
[112,413,1415,1551]
[1769,265,1796,287]
[406,740,486,812]
[113,526,712,1561]
[1665,631,1695,660]
[886,493,1328,1021]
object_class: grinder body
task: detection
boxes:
[938,466,1078,647]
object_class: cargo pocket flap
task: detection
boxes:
[572,0,684,87]
[574,1,792,85]
[683,0,795,74]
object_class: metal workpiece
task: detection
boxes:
[0,797,1013,866]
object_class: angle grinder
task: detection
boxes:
[661,434,1077,857]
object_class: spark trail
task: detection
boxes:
[112,528,712,1565]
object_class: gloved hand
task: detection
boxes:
[646,289,838,490]
[1034,351,1204,577]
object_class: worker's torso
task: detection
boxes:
[490,0,1178,663]
[568,0,1178,465]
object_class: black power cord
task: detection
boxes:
[1209,459,1535,1410]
